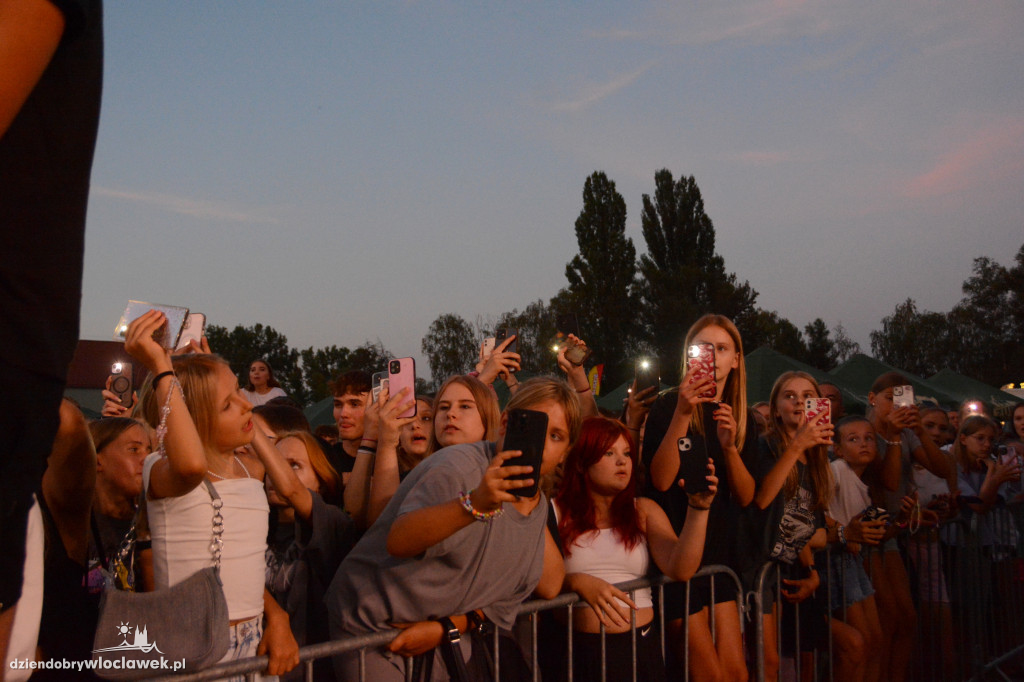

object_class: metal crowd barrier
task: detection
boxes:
[147,503,1024,682]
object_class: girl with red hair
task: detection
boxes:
[553,416,717,681]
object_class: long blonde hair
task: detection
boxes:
[766,371,832,510]
[680,314,748,451]
[169,354,233,447]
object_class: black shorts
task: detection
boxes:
[0,362,65,611]
[662,571,743,620]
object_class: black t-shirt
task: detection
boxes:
[0,0,103,380]
[640,390,758,569]
[750,436,825,566]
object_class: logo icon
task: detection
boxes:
[93,622,165,655]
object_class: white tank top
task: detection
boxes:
[143,453,268,620]
[557,506,653,609]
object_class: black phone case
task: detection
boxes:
[678,437,711,495]
[502,408,548,498]
[495,327,518,355]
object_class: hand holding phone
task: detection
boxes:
[115,300,189,349]
[501,408,548,498]
[175,312,206,352]
[677,437,712,495]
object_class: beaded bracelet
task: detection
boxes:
[459,489,504,522]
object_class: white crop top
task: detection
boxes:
[556,505,653,609]
[143,453,269,620]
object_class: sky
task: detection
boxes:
[81,1,1024,378]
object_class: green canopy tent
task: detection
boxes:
[927,369,1023,421]
[304,395,335,428]
[828,354,960,409]
[743,347,868,412]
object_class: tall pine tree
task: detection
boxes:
[563,171,641,383]
[638,169,757,382]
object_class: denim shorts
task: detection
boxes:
[827,551,875,612]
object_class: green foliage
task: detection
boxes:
[871,243,1024,386]
[298,341,391,404]
[831,322,861,365]
[421,313,477,389]
[205,323,305,403]
[738,309,808,360]
[637,169,758,383]
[563,172,642,385]
[803,318,838,371]
[870,299,953,377]
[495,299,560,375]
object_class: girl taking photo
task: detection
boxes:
[643,314,756,682]
[126,311,298,679]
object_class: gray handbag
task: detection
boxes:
[92,480,229,678]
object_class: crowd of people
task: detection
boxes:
[6,309,1024,682]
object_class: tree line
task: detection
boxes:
[207,169,1023,406]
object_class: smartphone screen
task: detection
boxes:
[502,408,548,498]
[804,398,831,426]
[686,343,717,399]
[635,358,659,394]
[387,358,416,418]
[677,437,711,495]
[371,371,389,403]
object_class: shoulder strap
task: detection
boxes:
[202,479,224,570]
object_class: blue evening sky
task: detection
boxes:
[81,1,1024,375]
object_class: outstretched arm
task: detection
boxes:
[0,0,64,139]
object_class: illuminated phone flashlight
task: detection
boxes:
[551,344,561,352]
[639,359,650,370]
[112,362,124,373]
[968,402,981,413]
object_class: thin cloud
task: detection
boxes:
[901,118,1024,200]
[92,186,280,224]
[720,150,793,167]
[552,61,659,112]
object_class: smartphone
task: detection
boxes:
[804,398,831,426]
[686,343,717,399]
[175,312,206,351]
[563,338,592,366]
[114,300,189,350]
[495,327,518,355]
[678,437,711,495]
[387,357,416,418]
[860,505,891,526]
[557,313,580,339]
[108,361,133,408]
[893,385,915,409]
[634,358,659,394]
[481,337,496,358]
[371,371,389,403]
[502,408,548,498]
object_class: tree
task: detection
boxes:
[803,318,838,370]
[421,313,477,389]
[495,299,559,375]
[638,169,758,383]
[298,341,391,404]
[831,322,861,365]
[206,323,305,404]
[869,299,952,377]
[948,245,1024,385]
[737,309,807,359]
[562,171,642,385]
